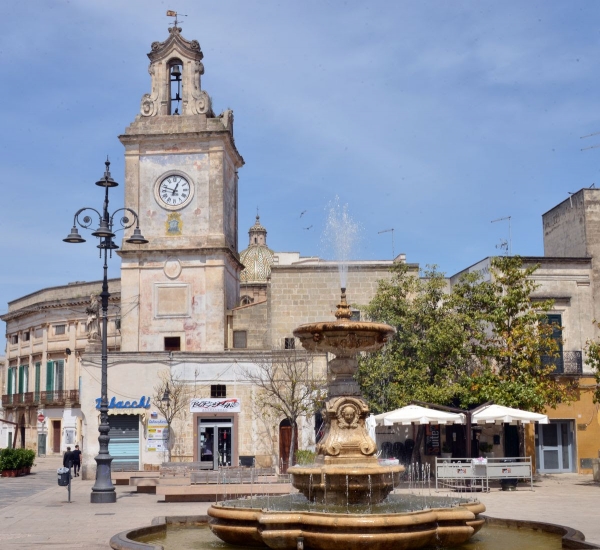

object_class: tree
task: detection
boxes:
[242,350,326,471]
[357,256,576,421]
[152,370,191,462]
[583,321,600,404]
[463,256,577,412]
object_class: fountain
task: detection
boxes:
[207,288,485,550]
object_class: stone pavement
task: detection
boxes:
[0,456,598,549]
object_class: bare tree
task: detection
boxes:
[152,370,191,462]
[241,350,326,471]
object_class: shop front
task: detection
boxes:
[191,397,240,469]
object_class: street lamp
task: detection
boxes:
[64,158,148,503]
[161,384,171,461]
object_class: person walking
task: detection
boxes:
[63,446,74,469]
[72,445,82,477]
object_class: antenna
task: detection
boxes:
[166,10,188,27]
[491,216,512,255]
[378,228,395,259]
[580,131,600,151]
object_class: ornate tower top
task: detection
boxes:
[140,26,212,117]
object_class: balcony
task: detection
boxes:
[2,390,80,407]
[542,350,583,375]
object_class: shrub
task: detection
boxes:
[294,449,316,465]
[0,448,19,470]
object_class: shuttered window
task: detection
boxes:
[35,363,41,395]
[46,361,54,392]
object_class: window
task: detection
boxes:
[164,336,181,351]
[233,330,247,349]
[35,362,41,398]
[240,295,253,306]
[46,360,64,392]
[284,337,295,350]
[541,314,563,373]
[211,384,227,398]
[23,331,30,342]
[7,367,17,395]
[18,365,28,394]
[54,325,66,336]
[10,334,18,345]
[34,327,43,339]
[351,310,361,322]
[114,318,121,331]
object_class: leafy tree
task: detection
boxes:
[583,321,600,404]
[241,350,326,471]
[152,370,191,462]
[357,257,576,420]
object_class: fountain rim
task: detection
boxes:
[293,319,396,337]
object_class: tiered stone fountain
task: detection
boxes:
[208,289,485,550]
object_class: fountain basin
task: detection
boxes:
[208,499,485,550]
[289,461,404,505]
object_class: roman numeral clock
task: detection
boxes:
[154,172,194,209]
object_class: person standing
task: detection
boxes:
[72,445,82,477]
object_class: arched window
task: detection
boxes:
[240,295,254,306]
[168,59,183,115]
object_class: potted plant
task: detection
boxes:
[479,442,494,458]
[0,448,19,476]
[441,443,452,459]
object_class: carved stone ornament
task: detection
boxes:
[317,396,376,458]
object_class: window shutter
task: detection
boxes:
[56,360,64,391]
[46,361,54,392]
[18,366,24,394]
[7,369,13,395]
[35,363,41,394]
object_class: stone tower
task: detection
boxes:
[118,26,244,352]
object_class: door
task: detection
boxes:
[198,418,233,469]
[52,420,61,453]
[108,415,140,470]
[536,421,573,472]
[279,419,298,473]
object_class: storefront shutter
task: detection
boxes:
[46,361,54,392]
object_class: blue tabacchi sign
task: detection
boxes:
[95,396,152,410]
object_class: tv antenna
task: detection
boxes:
[166,10,187,27]
[378,228,395,259]
[491,216,512,255]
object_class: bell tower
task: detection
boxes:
[118,26,244,353]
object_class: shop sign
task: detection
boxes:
[95,396,152,410]
[147,418,169,443]
[190,397,241,413]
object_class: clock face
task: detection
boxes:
[156,174,194,209]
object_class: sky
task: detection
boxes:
[2,1,600,351]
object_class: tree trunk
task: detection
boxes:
[288,421,296,470]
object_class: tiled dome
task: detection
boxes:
[239,216,274,283]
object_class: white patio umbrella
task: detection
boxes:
[376,404,465,426]
[471,404,549,425]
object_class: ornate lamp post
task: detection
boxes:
[63,158,148,503]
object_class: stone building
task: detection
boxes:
[2,26,599,477]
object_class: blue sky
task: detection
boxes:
[2,1,600,350]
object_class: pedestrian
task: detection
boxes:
[72,444,82,477]
[63,446,74,471]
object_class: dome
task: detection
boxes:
[239,215,275,283]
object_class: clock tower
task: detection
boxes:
[118,25,244,352]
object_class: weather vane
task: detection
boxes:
[166,10,187,27]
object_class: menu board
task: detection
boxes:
[424,425,441,455]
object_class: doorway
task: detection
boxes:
[279,419,298,474]
[52,420,61,453]
[536,420,574,472]
[198,418,233,469]
[19,414,26,448]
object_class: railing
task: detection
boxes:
[2,390,79,406]
[542,350,583,375]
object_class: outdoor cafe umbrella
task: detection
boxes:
[471,404,549,425]
[375,404,466,426]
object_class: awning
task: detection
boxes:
[471,404,549,425]
[375,404,466,426]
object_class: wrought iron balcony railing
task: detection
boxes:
[542,350,583,375]
[2,390,80,406]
